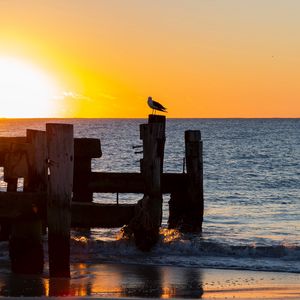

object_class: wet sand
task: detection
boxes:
[0,263,299,298]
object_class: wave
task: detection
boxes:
[69,230,300,274]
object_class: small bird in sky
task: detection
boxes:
[147,96,167,114]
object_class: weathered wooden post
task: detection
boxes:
[47,124,74,278]
[148,115,166,173]
[184,130,203,231]
[130,115,165,251]
[168,130,203,232]
[0,138,25,240]
[17,130,47,273]
[0,179,16,240]
[4,137,46,274]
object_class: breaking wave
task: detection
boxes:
[69,229,300,274]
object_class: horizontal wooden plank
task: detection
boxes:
[0,192,46,219]
[74,138,102,158]
[0,137,27,144]
[0,137,27,166]
[71,202,135,228]
[0,137,101,167]
[4,142,33,179]
[87,172,188,193]
[0,192,135,228]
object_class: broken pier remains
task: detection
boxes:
[0,115,203,277]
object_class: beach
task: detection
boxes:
[0,262,299,298]
[0,118,299,298]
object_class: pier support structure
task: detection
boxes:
[130,115,166,251]
[168,130,203,232]
[47,124,74,278]
[0,117,204,275]
[5,131,46,274]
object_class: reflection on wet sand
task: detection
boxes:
[0,263,204,298]
[1,263,299,298]
[86,263,203,298]
[0,273,45,297]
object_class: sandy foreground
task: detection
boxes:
[0,263,299,299]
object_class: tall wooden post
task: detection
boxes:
[168,130,203,232]
[184,130,203,231]
[0,144,17,240]
[131,115,165,251]
[9,130,47,274]
[0,178,17,241]
[148,115,166,174]
[47,124,74,278]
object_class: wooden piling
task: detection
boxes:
[148,115,166,174]
[0,177,16,241]
[3,135,46,274]
[168,130,204,232]
[130,115,165,251]
[0,141,17,240]
[46,124,74,278]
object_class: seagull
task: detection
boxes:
[147,96,167,114]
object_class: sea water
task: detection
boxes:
[0,118,299,274]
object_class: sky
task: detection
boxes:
[0,0,300,118]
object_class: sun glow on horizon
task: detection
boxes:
[0,57,59,118]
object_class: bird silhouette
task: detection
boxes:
[147,96,167,114]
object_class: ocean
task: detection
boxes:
[0,118,299,288]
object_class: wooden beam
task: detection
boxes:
[4,142,33,180]
[74,138,102,158]
[0,195,134,229]
[71,202,135,228]
[0,137,101,165]
[0,137,27,166]
[87,172,187,194]
[0,137,27,143]
[0,192,46,220]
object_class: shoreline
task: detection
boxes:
[0,263,299,298]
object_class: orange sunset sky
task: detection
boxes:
[0,0,299,118]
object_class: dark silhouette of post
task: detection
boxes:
[8,130,47,274]
[168,130,203,232]
[47,124,74,278]
[131,115,165,251]
[0,138,27,240]
[184,130,203,231]
[0,177,16,240]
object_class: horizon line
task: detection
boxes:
[0,117,299,120]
